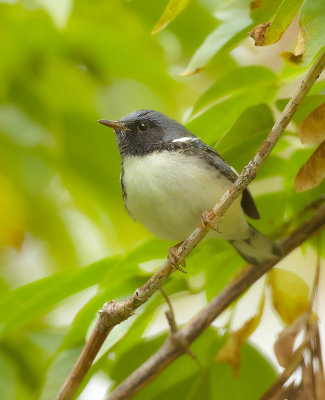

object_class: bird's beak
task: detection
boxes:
[97,119,129,131]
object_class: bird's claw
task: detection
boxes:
[201,211,221,233]
[168,245,187,273]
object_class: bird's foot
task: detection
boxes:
[201,211,222,233]
[168,243,187,273]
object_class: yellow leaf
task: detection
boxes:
[267,269,310,325]
[0,174,27,249]
[216,334,241,376]
[216,292,265,376]
[295,142,325,192]
[152,0,193,34]
[299,103,325,145]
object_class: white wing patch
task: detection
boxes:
[172,137,199,143]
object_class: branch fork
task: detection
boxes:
[160,288,198,362]
[100,301,136,329]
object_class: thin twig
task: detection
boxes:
[57,51,325,400]
[310,234,322,309]
[160,288,200,364]
[160,288,178,334]
[107,207,325,400]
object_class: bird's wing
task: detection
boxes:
[193,142,260,220]
[120,165,136,220]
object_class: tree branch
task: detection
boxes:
[107,205,325,400]
[56,51,325,400]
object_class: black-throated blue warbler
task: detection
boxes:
[98,110,280,267]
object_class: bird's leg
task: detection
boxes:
[168,242,186,273]
[201,211,222,233]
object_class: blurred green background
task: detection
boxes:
[0,0,324,399]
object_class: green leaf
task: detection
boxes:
[57,280,188,399]
[0,350,17,400]
[186,239,241,301]
[251,191,288,236]
[0,234,167,341]
[99,238,167,289]
[204,253,241,301]
[59,290,170,398]
[282,0,325,66]
[276,94,325,126]
[0,257,119,338]
[39,346,82,400]
[60,275,145,350]
[209,343,276,400]
[265,0,304,44]
[2,333,47,392]
[216,104,275,171]
[193,66,278,115]
[250,0,304,46]
[152,0,194,34]
[182,0,252,75]
[217,292,265,375]
[0,278,9,299]
[188,96,275,147]
[250,0,284,24]
[107,328,276,399]
[187,67,279,146]
[257,154,293,180]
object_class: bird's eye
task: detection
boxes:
[138,122,149,132]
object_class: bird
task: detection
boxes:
[98,109,281,268]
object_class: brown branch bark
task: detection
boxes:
[56,51,325,400]
[107,206,325,400]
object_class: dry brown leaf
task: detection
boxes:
[295,142,325,192]
[302,354,316,399]
[274,312,310,368]
[216,334,241,376]
[281,27,306,65]
[299,103,325,145]
[250,0,263,10]
[248,22,270,46]
[268,269,310,325]
[314,328,325,399]
[282,383,302,400]
[216,292,265,375]
[315,367,325,398]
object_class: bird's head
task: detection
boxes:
[98,109,194,156]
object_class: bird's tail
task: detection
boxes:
[228,224,282,265]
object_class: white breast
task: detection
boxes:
[122,151,249,242]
